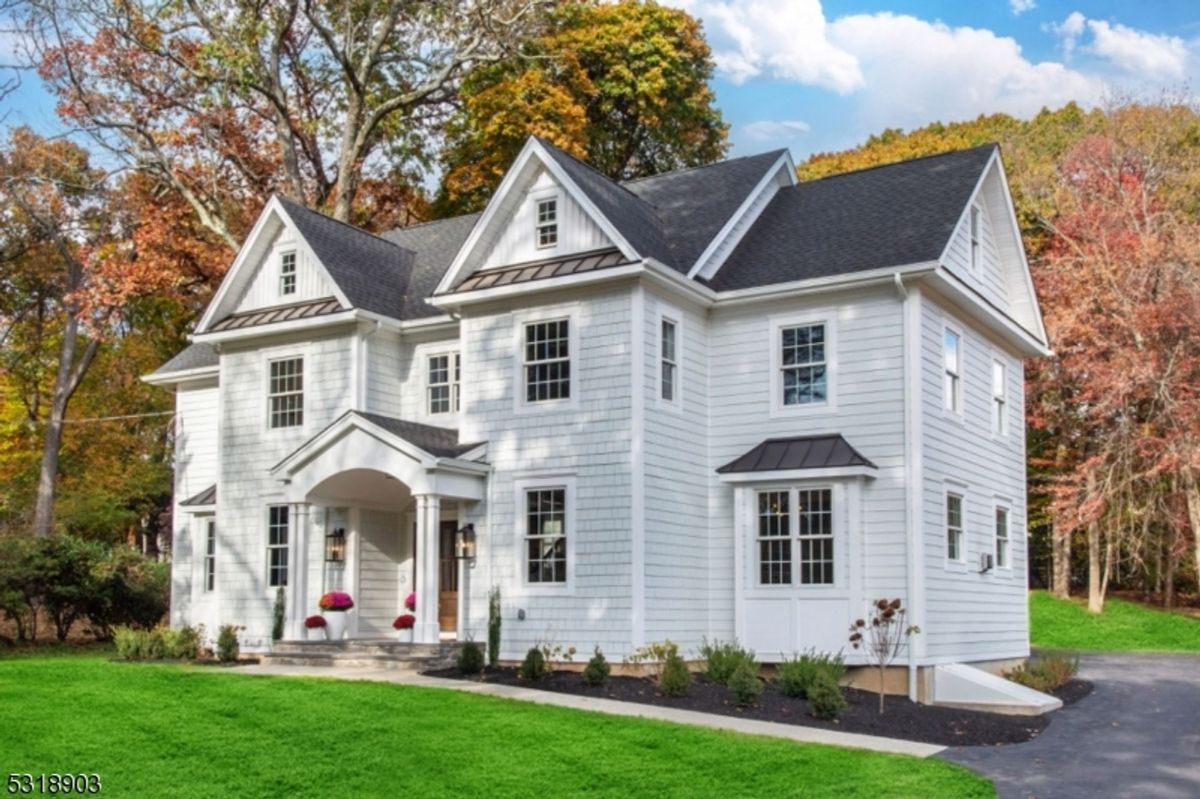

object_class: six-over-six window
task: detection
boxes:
[524,319,570,402]
[756,487,834,586]
[268,357,304,428]
[525,487,567,583]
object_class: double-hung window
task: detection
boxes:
[946,493,964,562]
[995,507,1010,569]
[525,487,567,584]
[268,357,304,429]
[969,206,981,271]
[428,353,461,415]
[536,198,558,248]
[780,323,827,406]
[203,520,216,592]
[944,328,961,414]
[661,318,678,402]
[267,506,289,587]
[992,359,1007,436]
[280,251,297,296]
[524,320,570,403]
[756,487,835,586]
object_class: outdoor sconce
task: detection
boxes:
[325,527,346,563]
[455,523,477,563]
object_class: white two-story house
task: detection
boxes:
[145,137,1049,702]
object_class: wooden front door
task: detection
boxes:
[437,521,458,634]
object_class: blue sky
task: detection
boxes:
[3,1,1199,163]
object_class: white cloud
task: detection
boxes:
[1086,19,1189,80]
[678,0,864,93]
[1010,0,1037,16]
[741,119,811,141]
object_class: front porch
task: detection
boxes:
[262,639,474,672]
[269,411,488,645]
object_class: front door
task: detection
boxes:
[438,521,458,634]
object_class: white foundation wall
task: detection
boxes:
[213,328,355,649]
[458,285,634,660]
[919,290,1029,663]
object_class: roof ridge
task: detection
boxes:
[799,143,997,185]
[621,148,788,186]
[275,195,407,251]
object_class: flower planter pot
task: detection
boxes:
[305,626,325,641]
[396,627,414,644]
[324,611,348,641]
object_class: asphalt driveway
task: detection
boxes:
[941,653,1200,799]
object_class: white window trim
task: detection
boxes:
[768,309,838,418]
[534,192,559,250]
[993,499,1012,572]
[266,504,290,589]
[656,302,683,411]
[944,483,968,569]
[420,344,462,420]
[279,249,298,297]
[262,345,311,435]
[969,204,981,271]
[512,305,579,415]
[991,353,1009,439]
[513,473,576,595]
[743,481,847,598]
[203,517,217,593]
[942,320,964,421]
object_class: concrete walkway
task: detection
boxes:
[230,662,943,758]
[941,653,1200,799]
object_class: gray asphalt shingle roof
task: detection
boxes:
[717,435,877,474]
[356,412,481,459]
[380,213,481,319]
[180,484,216,506]
[152,342,218,375]
[705,145,996,292]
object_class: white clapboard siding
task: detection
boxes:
[480,168,614,270]
[919,291,1029,662]
[170,381,219,628]
[457,286,635,660]
[233,228,337,313]
[941,166,1010,314]
[356,509,403,635]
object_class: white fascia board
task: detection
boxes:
[717,465,878,483]
[713,261,939,308]
[181,504,216,513]
[455,443,489,463]
[926,267,1052,357]
[688,151,796,281]
[271,411,439,478]
[434,138,641,295]
[431,457,492,477]
[141,365,220,388]
[190,309,360,345]
[354,308,458,335]
[430,262,645,310]
[641,258,716,308]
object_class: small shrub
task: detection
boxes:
[143,628,167,659]
[457,641,485,675]
[272,587,286,642]
[583,647,611,687]
[728,660,763,706]
[627,640,680,680]
[113,626,142,660]
[777,648,847,698]
[1004,653,1079,692]
[216,624,241,663]
[487,586,501,668]
[659,652,691,697]
[807,671,848,720]
[519,647,548,681]
[698,638,757,685]
[162,625,201,659]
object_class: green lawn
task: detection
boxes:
[1031,590,1200,652]
[0,657,992,798]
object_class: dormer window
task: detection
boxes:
[536,198,558,248]
[280,251,297,295]
[969,206,980,270]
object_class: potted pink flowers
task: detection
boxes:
[303,615,327,641]
[393,613,416,643]
[318,591,354,641]
[404,592,416,612]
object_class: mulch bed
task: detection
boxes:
[426,666,1094,747]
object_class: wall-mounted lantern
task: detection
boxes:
[454,523,477,563]
[325,527,347,563]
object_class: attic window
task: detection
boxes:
[969,206,980,270]
[280,251,297,295]
[536,198,558,248]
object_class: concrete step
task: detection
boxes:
[932,663,1063,716]
[260,651,456,672]
[271,640,463,658]
[265,638,478,672]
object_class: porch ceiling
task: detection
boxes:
[306,468,412,511]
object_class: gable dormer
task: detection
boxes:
[478,166,616,270]
[231,225,337,313]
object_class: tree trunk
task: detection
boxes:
[1051,520,1071,598]
[1087,516,1104,613]
[1165,530,1178,609]
[32,310,100,538]
[1185,476,1200,596]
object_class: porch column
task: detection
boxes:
[413,494,441,644]
[289,503,311,640]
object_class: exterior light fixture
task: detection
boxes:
[454,523,477,562]
[325,527,346,563]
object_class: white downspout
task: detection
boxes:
[897,272,924,702]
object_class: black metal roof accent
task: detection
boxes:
[180,484,216,506]
[716,435,876,474]
[453,248,632,293]
[152,343,218,376]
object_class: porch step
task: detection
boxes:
[263,639,474,672]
